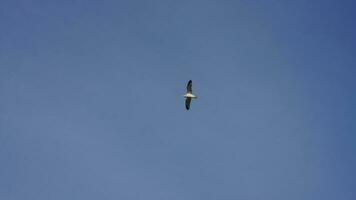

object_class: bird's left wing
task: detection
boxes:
[185,98,191,110]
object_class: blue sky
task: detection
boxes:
[1,0,355,199]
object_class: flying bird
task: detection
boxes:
[184,80,197,110]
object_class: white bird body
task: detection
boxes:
[184,93,197,98]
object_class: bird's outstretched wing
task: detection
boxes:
[185,98,191,110]
[186,80,192,93]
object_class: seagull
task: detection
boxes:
[184,80,197,110]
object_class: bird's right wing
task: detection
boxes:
[185,98,191,110]
[186,80,192,93]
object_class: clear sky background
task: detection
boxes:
[1,0,355,199]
